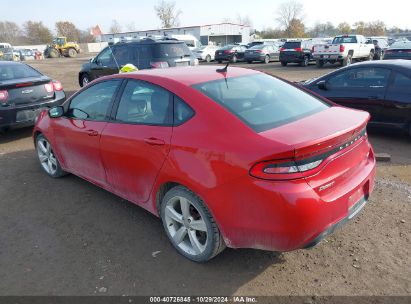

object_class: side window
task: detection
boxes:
[115,80,172,125]
[135,45,152,59]
[327,68,391,89]
[391,73,411,88]
[68,80,120,120]
[96,48,114,66]
[174,96,194,125]
[112,46,134,66]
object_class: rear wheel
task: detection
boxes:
[300,56,309,67]
[160,186,226,262]
[36,134,67,178]
[231,55,238,63]
[280,61,287,66]
[80,73,90,87]
[264,55,270,64]
[342,54,352,66]
[205,55,212,63]
[217,60,222,64]
[68,48,77,58]
[316,59,324,68]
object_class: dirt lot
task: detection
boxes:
[0,56,410,297]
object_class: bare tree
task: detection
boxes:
[276,0,304,31]
[23,21,53,44]
[0,21,23,44]
[154,0,182,28]
[236,14,254,32]
[56,21,80,41]
[365,20,386,36]
[337,22,352,35]
[109,19,122,34]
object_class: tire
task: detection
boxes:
[316,59,324,68]
[68,48,77,58]
[217,60,222,64]
[300,56,309,67]
[160,186,226,262]
[342,54,352,66]
[231,55,238,63]
[49,49,59,58]
[367,51,374,61]
[80,73,90,87]
[263,55,270,64]
[35,134,67,178]
[205,55,212,63]
[247,60,252,64]
[280,61,287,66]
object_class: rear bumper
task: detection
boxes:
[0,91,65,129]
[280,53,305,63]
[245,54,266,61]
[313,54,344,60]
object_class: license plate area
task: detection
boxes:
[16,107,47,123]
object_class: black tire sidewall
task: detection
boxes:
[160,186,219,262]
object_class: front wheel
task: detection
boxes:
[263,55,270,64]
[342,55,352,66]
[160,186,226,262]
[316,59,324,68]
[205,55,211,63]
[300,56,309,67]
[80,73,90,87]
[36,134,67,178]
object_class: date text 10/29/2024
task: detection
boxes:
[149,297,258,303]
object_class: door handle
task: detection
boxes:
[87,129,99,136]
[144,137,165,146]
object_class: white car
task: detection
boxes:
[194,45,219,62]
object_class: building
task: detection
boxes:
[100,23,251,46]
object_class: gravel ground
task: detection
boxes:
[0,55,410,297]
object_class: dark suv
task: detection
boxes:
[79,39,197,87]
[279,40,314,67]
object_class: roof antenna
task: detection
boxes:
[216,62,229,73]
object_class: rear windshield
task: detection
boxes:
[390,41,411,49]
[282,41,301,49]
[153,43,191,58]
[249,45,265,50]
[219,45,235,50]
[332,36,357,44]
[0,63,42,81]
[192,73,330,132]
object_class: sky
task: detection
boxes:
[2,0,410,33]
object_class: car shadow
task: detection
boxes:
[0,150,286,295]
[0,126,33,144]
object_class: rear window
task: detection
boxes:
[332,36,357,44]
[0,63,42,81]
[192,73,330,132]
[283,41,301,49]
[153,43,191,58]
[219,45,235,50]
[390,41,411,49]
[249,45,265,50]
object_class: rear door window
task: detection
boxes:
[327,68,391,88]
[153,43,191,58]
[0,63,42,81]
[193,73,329,132]
[283,42,301,49]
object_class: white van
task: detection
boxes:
[170,34,202,50]
[0,43,12,49]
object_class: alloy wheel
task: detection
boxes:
[37,137,58,175]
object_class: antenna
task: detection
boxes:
[216,62,229,73]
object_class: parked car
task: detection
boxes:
[313,35,375,67]
[302,60,411,138]
[34,66,375,262]
[370,38,389,60]
[279,40,315,67]
[245,44,280,63]
[194,45,219,62]
[0,61,65,132]
[383,41,411,60]
[215,45,247,63]
[78,38,198,87]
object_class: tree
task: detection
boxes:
[56,21,80,41]
[259,28,284,39]
[23,21,53,44]
[353,21,366,35]
[309,22,337,37]
[154,0,182,28]
[365,20,386,36]
[109,19,122,34]
[337,22,352,35]
[236,14,254,32]
[125,22,137,32]
[0,21,23,44]
[78,29,96,43]
[285,18,306,38]
[276,0,304,32]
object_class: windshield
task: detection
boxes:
[332,36,357,44]
[283,41,301,49]
[153,43,191,58]
[0,63,42,81]
[192,74,329,132]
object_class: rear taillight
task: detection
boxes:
[44,83,54,93]
[311,46,315,52]
[385,50,392,54]
[339,45,345,52]
[150,61,169,68]
[255,50,263,53]
[0,90,8,104]
[224,50,234,54]
[250,158,323,180]
[294,47,303,52]
[53,80,63,91]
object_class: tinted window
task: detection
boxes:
[327,67,391,88]
[0,63,42,81]
[153,43,191,58]
[174,96,194,125]
[283,41,301,49]
[115,80,172,125]
[193,74,329,132]
[332,36,357,44]
[97,47,115,66]
[68,80,120,120]
[220,45,235,50]
[112,45,134,65]
[391,72,411,88]
[390,41,411,49]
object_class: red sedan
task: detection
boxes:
[33,66,376,262]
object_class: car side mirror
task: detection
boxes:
[317,80,328,90]
[48,106,64,118]
[89,57,95,63]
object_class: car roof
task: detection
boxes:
[112,66,260,86]
[115,39,185,47]
[348,60,411,70]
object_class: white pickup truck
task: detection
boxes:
[313,35,375,67]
